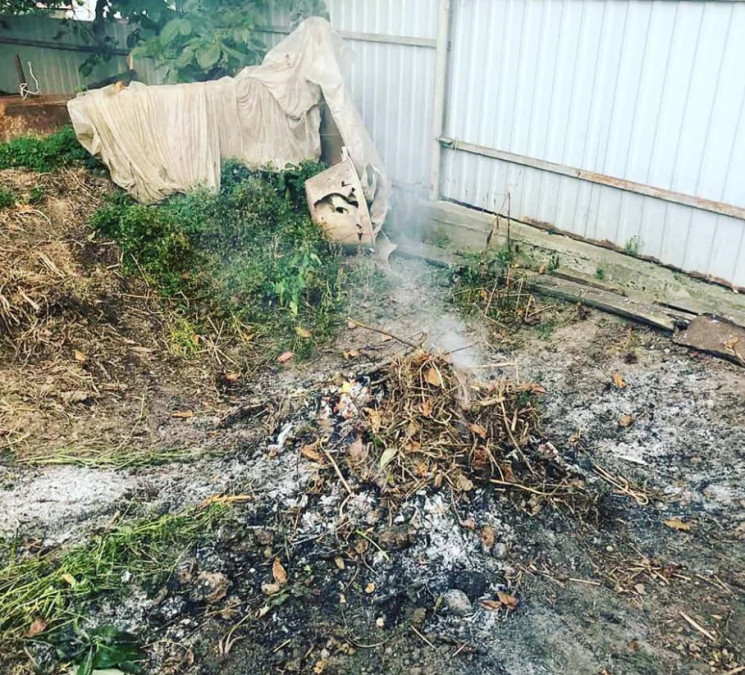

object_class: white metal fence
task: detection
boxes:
[439,0,745,288]
[2,1,744,287]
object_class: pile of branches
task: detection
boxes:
[343,351,594,515]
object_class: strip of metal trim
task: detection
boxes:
[439,137,745,221]
[257,26,436,49]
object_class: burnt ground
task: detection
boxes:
[1,173,744,675]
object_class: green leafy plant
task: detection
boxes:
[624,236,640,257]
[79,0,328,82]
[0,187,16,208]
[0,126,101,173]
[55,625,144,675]
[595,267,605,281]
[92,160,341,358]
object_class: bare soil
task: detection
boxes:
[1,170,744,675]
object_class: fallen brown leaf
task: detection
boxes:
[612,372,627,389]
[365,582,375,594]
[334,557,345,570]
[73,349,86,362]
[424,366,443,388]
[497,591,518,610]
[619,414,634,428]
[481,526,496,551]
[277,351,294,364]
[225,372,240,382]
[300,442,323,462]
[27,618,47,637]
[273,558,287,586]
[664,518,691,532]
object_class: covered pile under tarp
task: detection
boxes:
[67,18,389,229]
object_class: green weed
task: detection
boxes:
[92,160,341,358]
[0,505,226,639]
[595,267,605,281]
[28,185,46,204]
[624,236,640,257]
[450,247,533,325]
[0,187,16,208]
[0,126,102,173]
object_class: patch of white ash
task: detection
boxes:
[0,465,136,545]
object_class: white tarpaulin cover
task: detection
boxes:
[67,18,389,228]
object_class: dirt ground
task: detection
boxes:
[1,170,744,675]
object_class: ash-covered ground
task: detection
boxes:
[2,256,744,675]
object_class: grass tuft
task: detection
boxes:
[0,505,226,639]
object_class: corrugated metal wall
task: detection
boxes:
[441,0,745,287]
[0,15,162,94]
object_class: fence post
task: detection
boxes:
[429,0,452,202]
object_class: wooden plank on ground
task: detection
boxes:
[673,316,745,367]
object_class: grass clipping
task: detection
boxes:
[347,351,592,514]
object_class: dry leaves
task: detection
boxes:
[481,526,496,551]
[295,327,313,339]
[171,410,194,418]
[273,558,287,586]
[300,441,323,463]
[619,414,634,428]
[664,518,692,532]
[73,349,86,362]
[277,351,294,364]
[612,373,627,389]
[497,591,519,610]
[27,618,47,637]
[365,582,375,594]
[423,366,443,388]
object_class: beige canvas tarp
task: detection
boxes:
[67,18,389,230]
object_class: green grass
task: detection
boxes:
[0,505,227,639]
[0,125,102,173]
[91,159,344,359]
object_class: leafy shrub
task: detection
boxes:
[93,161,340,357]
[0,126,101,172]
[0,187,16,208]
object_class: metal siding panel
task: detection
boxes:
[670,4,732,199]
[441,0,745,286]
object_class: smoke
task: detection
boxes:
[426,314,482,372]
